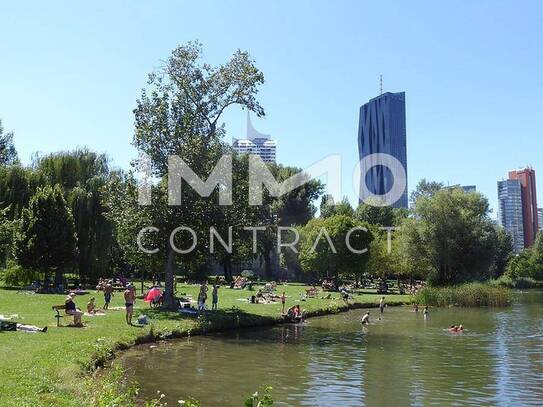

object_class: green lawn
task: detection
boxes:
[0,283,411,406]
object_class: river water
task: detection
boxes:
[120,291,543,406]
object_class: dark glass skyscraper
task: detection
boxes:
[357,92,408,208]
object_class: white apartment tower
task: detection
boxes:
[232,112,276,163]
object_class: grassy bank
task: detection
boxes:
[413,283,512,307]
[0,283,410,406]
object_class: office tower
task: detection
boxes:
[538,208,543,231]
[508,167,538,247]
[357,92,408,208]
[232,112,276,163]
[498,179,525,252]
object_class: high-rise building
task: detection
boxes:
[508,167,538,247]
[232,112,276,163]
[538,208,543,232]
[498,179,525,253]
[357,92,408,208]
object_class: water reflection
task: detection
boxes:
[121,292,543,406]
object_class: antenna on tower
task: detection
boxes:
[380,75,383,95]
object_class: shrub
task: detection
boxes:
[2,260,36,287]
[413,283,511,307]
[489,275,538,289]
[241,270,255,279]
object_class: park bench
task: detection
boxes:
[52,304,66,327]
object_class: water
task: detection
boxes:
[120,291,543,406]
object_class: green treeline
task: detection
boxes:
[1,42,540,306]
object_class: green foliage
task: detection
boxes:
[409,178,443,207]
[2,259,36,286]
[15,184,78,284]
[400,187,499,285]
[241,270,256,279]
[320,196,354,218]
[0,119,19,166]
[89,365,138,407]
[489,275,538,289]
[354,197,397,226]
[413,283,511,307]
[244,386,274,407]
[298,215,373,279]
[491,227,514,278]
[0,206,16,266]
[505,232,543,281]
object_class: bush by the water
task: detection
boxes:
[413,283,511,307]
[489,275,539,289]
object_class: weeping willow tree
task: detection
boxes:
[32,149,115,283]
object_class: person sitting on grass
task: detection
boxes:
[65,293,84,326]
[87,297,98,314]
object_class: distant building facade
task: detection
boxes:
[498,179,525,252]
[233,112,276,163]
[538,208,543,231]
[508,167,538,247]
[462,185,476,193]
[357,92,408,208]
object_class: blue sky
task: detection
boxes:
[1,1,543,216]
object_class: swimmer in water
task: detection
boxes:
[361,311,370,325]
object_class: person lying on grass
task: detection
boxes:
[0,315,47,333]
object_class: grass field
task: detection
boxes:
[0,283,411,406]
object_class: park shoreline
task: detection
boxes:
[95,298,410,370]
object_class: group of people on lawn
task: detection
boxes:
[64,283,137,326]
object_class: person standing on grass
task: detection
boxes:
[198,282,208,312]
[103,282,113,310]
[280,291,287,314]
[379,296,386,314]
[124,284,136,325]
[212,284,219,310]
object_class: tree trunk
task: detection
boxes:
[54,269,63,289]
[263,248,272,280]
[163,247,177,310]
[223,259,232,282]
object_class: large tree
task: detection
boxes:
[131,41,265,308]
[15,185,78,287]
[401,188,498,285]
[35,149,114,283]
[298,215,373,281]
